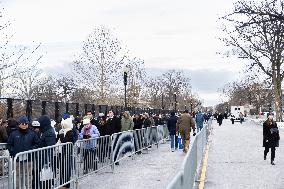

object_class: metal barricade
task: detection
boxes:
[111,131,135,167]
[166,119,213,189]
[13,142,75,189]
[0,156,12,189]
[74,136,112,179]
[0,143,8,152]
[133,128,147,153]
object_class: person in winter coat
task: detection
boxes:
[263,114,280,165]
[96,113,107,136]
[106,110,121,135]
[195,111,204,132]
[79,117,100,174]
[177,110,196,153]
[6,118,18,137]
[7,116,40,189]
[7,116,40,157]
[121,111,134,131]
[38,115,56,148]
[143,113,152,128]
[167,112,178,152]
[133,114,144,130]
[58,118,74,188]
[37,115,56,188]
[217,113,224,126]
[0,118,8,143]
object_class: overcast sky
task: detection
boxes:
[2,0,244,106]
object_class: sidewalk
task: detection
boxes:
[205,119,284,189]
[78,142,185,189]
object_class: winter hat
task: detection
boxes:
[32,121,40,127]
[8,118,18,128]
[38,115,51,129]
[61,118,73,129]
[83,117,91,125]
[18,116,29,125]
[63,113,70,120]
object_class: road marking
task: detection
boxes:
[199,138,210,189]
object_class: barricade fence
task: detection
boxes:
[0,125,169,189]
[0,98,171,122]
[167,119,213,189]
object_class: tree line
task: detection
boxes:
[218,0,284,121]
[0,7,201,111]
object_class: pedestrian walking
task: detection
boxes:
[176,110,196,153]
[263,113,280,165]
[167,112,178,152]
[239,112,244,124]
[217,113,224,126]
[121,111,134,132]
[195,111,204,132]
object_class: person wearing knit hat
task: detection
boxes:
[58,117,74,188]
[79,116,100,174]
[38,115,56,148]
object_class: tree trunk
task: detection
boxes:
[273,74,283,121]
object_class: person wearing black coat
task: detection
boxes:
[133,114,143,130]
[106,110,121,135]
[217,113,224,126]
[38,115,57,188]
[263,114,280,165]
[167,112,178,152]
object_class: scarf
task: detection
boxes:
[83,124,92,136]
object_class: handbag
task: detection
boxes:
[40,164,54,181]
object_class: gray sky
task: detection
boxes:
[2,0,243,106]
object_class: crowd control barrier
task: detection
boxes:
[0,125,170,188]
[167,119,213,189]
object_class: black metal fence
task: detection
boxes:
[0,98,171,122]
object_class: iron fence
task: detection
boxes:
[0,98,171,123]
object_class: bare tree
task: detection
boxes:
[142,69,194,110]
[220,0,284,120]
[0,7,43,97]
[72,26,126,104]
[56,75,78,102]
[125,57,146,107]
[7,68,44,99]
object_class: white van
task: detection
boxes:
[230,106,245,123]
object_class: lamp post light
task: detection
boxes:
[173,92,177,112]
[123,65,129,110]
[162,94,164,110]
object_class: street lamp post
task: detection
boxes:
[123,65,129,110]
[162,94,164,110]
[173,92,177,112]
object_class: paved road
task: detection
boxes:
[78,142,185,189]
[205,119,284,189]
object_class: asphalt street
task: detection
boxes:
[205,119,284,189]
